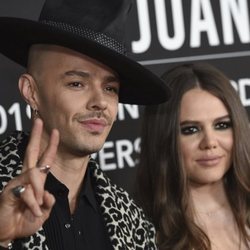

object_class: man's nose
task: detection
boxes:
[87,87,108,111]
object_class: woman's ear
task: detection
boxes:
[18,73,39,110]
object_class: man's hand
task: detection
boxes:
[0,118,59,242]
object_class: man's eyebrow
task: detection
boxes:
[62,70,120,83]
[63,70,90,78]
[104,74,120,83]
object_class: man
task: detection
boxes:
[0,0,170,249]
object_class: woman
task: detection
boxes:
[137,63,250,249]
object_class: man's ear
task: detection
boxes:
[18,73,39,109]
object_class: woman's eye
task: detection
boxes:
[215,121,232,130]
[180,126,199,135]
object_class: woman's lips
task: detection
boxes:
[196,156,223,167]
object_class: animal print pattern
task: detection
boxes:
[0,131,157,249]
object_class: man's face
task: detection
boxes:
[30,45,119,157]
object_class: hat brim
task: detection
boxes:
[0,17,170,105]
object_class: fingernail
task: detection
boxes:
[38,165,51,174]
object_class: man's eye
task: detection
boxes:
[215,121,232,130]
[180,126,199,135]
[105,86,119,94]
[68,82,83,88]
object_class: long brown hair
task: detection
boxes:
[136,63,250,249]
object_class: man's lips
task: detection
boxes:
[196,156,223,166]
[79,118,107,132]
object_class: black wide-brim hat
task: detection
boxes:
[0,0,170,105]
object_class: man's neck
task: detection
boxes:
[39,131,93,212]
[50,153,90,213]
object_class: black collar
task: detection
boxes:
[45,165,98,213]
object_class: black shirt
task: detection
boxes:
[43,167,113,250]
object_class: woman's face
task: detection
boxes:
[179,88,233,186]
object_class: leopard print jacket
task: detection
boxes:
[0,131,157,250]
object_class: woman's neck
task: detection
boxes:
[189,180,230,215]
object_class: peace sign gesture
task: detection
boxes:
[0,118,59,245]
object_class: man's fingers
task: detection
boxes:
[41,191,55,214]
[38,129,60,168]
[3,181,43,217]
[5,166,50,206]
[2,122,59,222]
[20,184,43,217]
[22,118,43,170]
[21,187,55,219]
[4,127,59,207]
[21,124,59,204]
[11,185,26,199]
[28,167,50,205]
[3,177,55,219]
[32,129,59,204]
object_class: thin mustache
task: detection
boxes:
[74,111,113,125]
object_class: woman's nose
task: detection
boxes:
[199,129,218,150]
